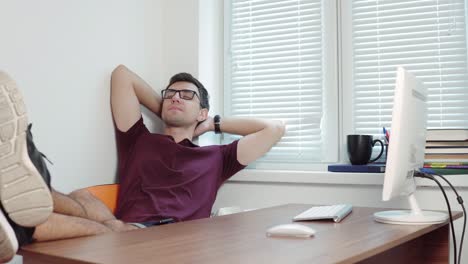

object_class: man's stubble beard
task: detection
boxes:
[162,114,198,129]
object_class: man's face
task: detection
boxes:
[161,81,207,127]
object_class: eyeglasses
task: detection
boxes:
[161,88,200,100]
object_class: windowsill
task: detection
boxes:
[228,169,468,188]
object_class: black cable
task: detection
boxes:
[427,172,466,264]
[415,172,457,264]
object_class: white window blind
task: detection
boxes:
[225,0,332,164]
[351,0,468,137]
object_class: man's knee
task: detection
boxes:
[67,188,116,223]
[68,188,93,201]
[51,189,88,218]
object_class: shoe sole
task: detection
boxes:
[0,71,53,227]
[0,209,18,263]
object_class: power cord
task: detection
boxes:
[414,171,457,264]
[416,169,466,264]
[428,171,466,264]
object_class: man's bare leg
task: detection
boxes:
[68,189,118,222]
[51,189,137,232]
[32,213,111,242]
[52,189,114,222]
[33,212,139,242]
[51,190,87,218]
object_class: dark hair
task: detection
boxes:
[166,72,210,110]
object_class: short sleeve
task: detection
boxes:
[115,117,148,169]
[220,140,247,182]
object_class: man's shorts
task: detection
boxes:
[8,218,35,246]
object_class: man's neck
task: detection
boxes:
[163,126,195,143]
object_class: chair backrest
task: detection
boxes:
[85,184,120,214]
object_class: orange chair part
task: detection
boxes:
[85,184,119,214]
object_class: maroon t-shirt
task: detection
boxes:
[114,117,246,223]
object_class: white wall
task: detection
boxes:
[161,0,199,78]
[0,0,164,192]
[198,0,224,146]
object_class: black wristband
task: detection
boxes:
[214,115,222,134]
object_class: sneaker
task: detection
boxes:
[0,208,18,263]
[0,71,53,227]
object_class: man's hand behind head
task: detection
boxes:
[193,116,214,138]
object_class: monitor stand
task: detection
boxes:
[374,194,448,225]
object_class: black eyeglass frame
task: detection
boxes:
[161,88,200,101]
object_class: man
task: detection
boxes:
[0,66,285,262]
[111,65,285,223]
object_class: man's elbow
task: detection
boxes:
[111,64,132,92]
[111,64,128,79]
[269,120,286,142]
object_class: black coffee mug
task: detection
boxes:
[347,135,385,165]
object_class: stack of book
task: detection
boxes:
[424,129,468,175]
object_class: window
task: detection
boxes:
[225,0,468,168]
[224,0,338,168]
[342,0,468,139]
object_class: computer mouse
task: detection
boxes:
[266,223,316,238]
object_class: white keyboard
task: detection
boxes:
[293,204,353,223]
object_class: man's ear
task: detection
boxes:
[197,108,209,122]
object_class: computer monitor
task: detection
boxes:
[373,67,448,225]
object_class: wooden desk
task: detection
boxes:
[19,204,461,264]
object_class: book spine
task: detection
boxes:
[424,164,468,169]
[425,162,468,166]
[429,168,468,175]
